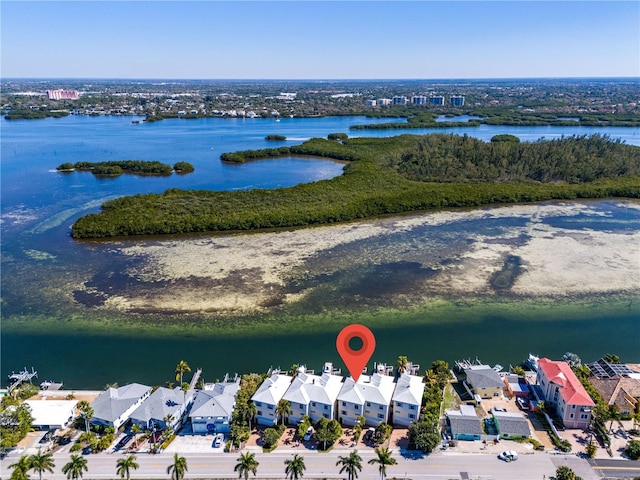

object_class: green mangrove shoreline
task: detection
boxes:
[71,134,640,238]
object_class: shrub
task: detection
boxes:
[328,133,348,141]
[263,427,282,451]
[626,440,640,460]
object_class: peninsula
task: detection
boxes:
[71,133,640,238]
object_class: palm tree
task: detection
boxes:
[62,455,88,480]
[276,399,292,426]
[76,401,93,432]
[175,360,191,386]
[284,454,306,480]
[368,447,397,480]
[29,451,55,480]
[9,454,31,480]
[163,414,175,431]
[116,455,139,480]
[395,356,410,375]
[245,402,257,431]
[166,453,188,480]
[234,452,259,480]
[336,450,363,480]
[131,424,142,448]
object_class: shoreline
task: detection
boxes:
[68,201,640,316]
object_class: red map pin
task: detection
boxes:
[336,324,376,382]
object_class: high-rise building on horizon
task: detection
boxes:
[46,89,79,101]
[450,95,465,106]
[429,96,445,105]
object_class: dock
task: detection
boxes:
[189,368,203,390]
[8,367,38,392]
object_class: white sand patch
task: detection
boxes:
[120,222,390,286]
[511,229,640,295]
[97,201,639,313]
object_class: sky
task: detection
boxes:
[1,1,639,80]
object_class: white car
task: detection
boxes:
[213,434,224,448]
[498,450,518,462]
[303,427,313,441]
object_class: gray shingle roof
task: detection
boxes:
[493,411,531,437]
[129,387,187,425]
[446,413,483,437]
[190,382,240,419]
[91,383,151,423]
[465,368,504,390]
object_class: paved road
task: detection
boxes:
[588,458,640,479]
[0,449,600,480]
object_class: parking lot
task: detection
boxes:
[163,425,226,454]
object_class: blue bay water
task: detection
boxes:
[1,115,639,388]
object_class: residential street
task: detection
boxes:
[1,448,602,480]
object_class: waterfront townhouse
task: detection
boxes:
[337,371,395,427]
[189,378,241,434]
[282,364,343,424]
[251,371,294,426]
[537,358,595,429]
[91,383,152,430]
[391,373,425,427]
[129,386,192,433]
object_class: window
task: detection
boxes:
[572,405,576,409]
[324,414,329,419]
[379,405,383,410]
[570,413,574,419]
[366,402,371,407]
[341,410,347,416]
[257,410,262,416]
[311,402,316,407]
[581,414,588,419]
[300,404,304,409]
[396,402,403,408]
[324,405,329,410]
[409,405,417,410]
[342,401,346,407]
[409,414,415,419]
[355,405,360,411]
[255,402,262,407]
[378,414,384,419]
[268,405,274,410]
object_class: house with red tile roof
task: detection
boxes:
[537,358,595,429]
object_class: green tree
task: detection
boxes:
[1,402,34,449]
[234,452,259,480]
[284,453,306,479]
[76,401,93,432]
[554,465,583,480]
[245,402,257,431]
[315,417,341,450]
[29,451,55,480]
[9,454,32,480]
[166,453,188,480]
[395,356,409,375]
[626,440,640,460]
[276,399,291,426]
[116,455,139,480]
[603,353,620,364]
[62,455,88,480]
[336,450,363,480]
[512,365,526,376]
[175,361,191,386]
[408,416,440,454]
[368,447,397,480]
[131,424,141,447]
[585,441,597,458]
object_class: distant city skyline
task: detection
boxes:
[1,1,639,80]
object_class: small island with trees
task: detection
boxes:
[70,133,640,238]
[265,134,287,141]
[56,160,194,177]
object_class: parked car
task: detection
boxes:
[498,451,518,462]
[364,427,376,441]
[213,434,224,448]
[303,427,313,441]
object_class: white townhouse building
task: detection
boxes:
[189,378,241,434]
[337,372,395,427]
[91,383,152,430]
[251,371,293,426]
[392,373,425,427]
[282,364,343,424]
[129,386,192,433]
